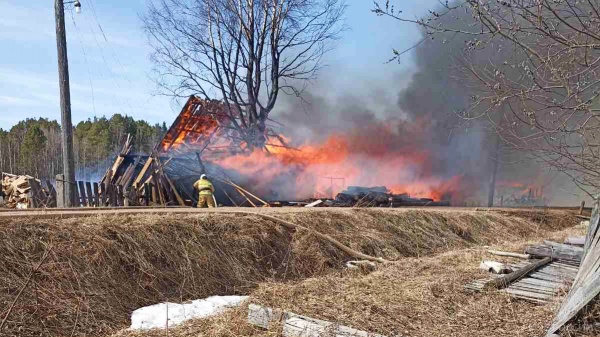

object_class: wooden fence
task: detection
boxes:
[52,176,161,208]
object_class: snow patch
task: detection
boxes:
[130,295,248,330]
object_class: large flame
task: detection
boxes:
[215,121,468,202]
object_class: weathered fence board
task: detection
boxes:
[546,200,600,335]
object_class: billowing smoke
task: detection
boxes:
[261,3,590,206]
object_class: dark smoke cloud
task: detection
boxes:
[270,3,591,206]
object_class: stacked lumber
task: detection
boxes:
[1,173,56,209]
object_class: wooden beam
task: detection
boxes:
[236,188,256,207]
[565,236,586,247]
[133,157,153,188]
[485,257,552,289]
[525,245,582,264]
[488,250,531,259]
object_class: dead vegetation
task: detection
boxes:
[562,299,600,336]
[0,208,580,336]
[110,247,570,337]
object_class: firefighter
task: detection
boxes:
[193,174,215,208]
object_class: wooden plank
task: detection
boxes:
[151,170,165,206]
[529,272,570,283]
[502,288,553,300]
[543,241,584,253]
[488,250,531,259]
[510,281,561,294]
[133,157,153,188]
[85,182,94,208]
[27,178,40,208]
[78,181,88,207]
[517,277,565,289]
[565,236,586,247]
[164,174,185,206]
[247,304,387,337]
[552,262,580,270]
[305,200,323,208]
[539,266,577,279]
[107,184,115,207]
[93,183,100,207]
[525,245,582,263]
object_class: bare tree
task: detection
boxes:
[374,0,600,197]
[144,0,346,147]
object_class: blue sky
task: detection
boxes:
[0,0,438,129]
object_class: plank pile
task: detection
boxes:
[331,186,451,207]
[1,173,56,209]
[465,239,583,304]
[502,260,577,303]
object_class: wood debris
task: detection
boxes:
[1,173,55,209]
[247,303,387,337]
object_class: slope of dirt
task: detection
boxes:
[0,208,579,336]
[112,226,586,337]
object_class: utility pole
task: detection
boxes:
[55,0,76,207]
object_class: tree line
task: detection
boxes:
[0,115,167,181]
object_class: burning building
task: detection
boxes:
[101,95,460,207]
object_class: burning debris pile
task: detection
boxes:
[100,97,277,207]
[332,186,450,207]
[0,173,56,209]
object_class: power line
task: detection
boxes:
[88,0,136,89]
[69,9,97,117]
[81,9,134,116]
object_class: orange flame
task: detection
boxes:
[160,99,470,203]
[216,123,466,202]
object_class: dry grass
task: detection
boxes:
[560,294,600,336]
[111,243,580,337]
[0,208,580,336]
